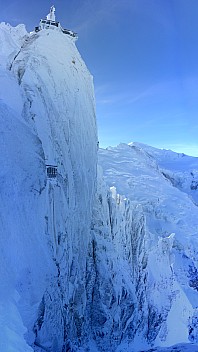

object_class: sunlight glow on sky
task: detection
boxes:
[2,0,198,156]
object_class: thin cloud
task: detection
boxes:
[74,0,132,33]
[95,82,155,106]
[96,78,184,106]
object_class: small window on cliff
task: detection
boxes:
[46,165,57,178]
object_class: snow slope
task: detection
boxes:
[97,143,198,351]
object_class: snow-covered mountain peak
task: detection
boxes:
[102,142,198,204]
[0,20,97,352]
[0,22,27,69]
[129,141,198,167]
[1,16,198,352]
[99,142,198,261]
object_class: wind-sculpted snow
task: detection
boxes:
[87,167,148,351]
[98,143,198,351]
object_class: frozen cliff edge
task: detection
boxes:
[0,22,97,351]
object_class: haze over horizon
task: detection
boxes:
[2,0,198,156]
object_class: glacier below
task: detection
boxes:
[0,22,198,352]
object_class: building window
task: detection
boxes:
[46,165,57,178]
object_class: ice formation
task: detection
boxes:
[0,17,198,352]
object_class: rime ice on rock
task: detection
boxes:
[34,5,78,38]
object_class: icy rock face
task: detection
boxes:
[86,167,148,351]
[89,168,173,351]
[0,23,97,351]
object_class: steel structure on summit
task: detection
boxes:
[46,5,56,21]
[34,5,77,38]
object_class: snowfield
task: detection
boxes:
[0,21,198,352]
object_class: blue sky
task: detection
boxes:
[2,0,198,156]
